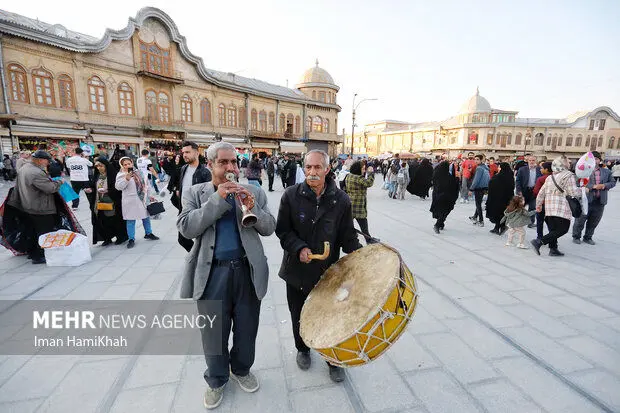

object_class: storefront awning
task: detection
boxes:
[280,141,306,154]
[90,134,144,144]
[12,125,87,139]
[222,136,251,149]
[187,133,217,145]
[251,140,279,149]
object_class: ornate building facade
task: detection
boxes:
[0,7,342,158]
[345,89,620,160]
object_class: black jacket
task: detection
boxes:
[171,163,212,211]
[276,178,362,292]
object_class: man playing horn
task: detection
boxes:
[275,149,362,383]
[177,142,276,409]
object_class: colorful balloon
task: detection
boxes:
[575,152,596,179]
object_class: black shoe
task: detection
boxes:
[101,240,112,247]
[498,226,508,236]
[439,225,445,230]
[268,189,274,192]
[31,257,46,264]
[115,238,127,245]
[144,233,160,241]
[549,248,565,257]
[572,238,581,244]
[433,226,440,234]
[296,351,311,370]
[328,364,345,383]
[468,216,477,223]
[583,239,596,245]
[127,239,135,249]
[530,238,542,255]
[527,223,536,228]
[489,228,499,234]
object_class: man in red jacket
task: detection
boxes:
[459,152,477,203]
[488,157,499,178]
[533,161,552,240]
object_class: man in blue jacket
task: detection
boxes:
[572,151,616,245]
[515,155,542,227]
[468,154,490,227]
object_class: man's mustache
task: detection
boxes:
[307,175,321,181]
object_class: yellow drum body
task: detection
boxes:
[300,244,418,367]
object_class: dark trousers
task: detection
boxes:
[29,214,56,260]
[355,218,374,244]
[536,207,546,239]
[286,284,310,353]
[150,175,159,194]
[268,174,274,191]
[542,216,570,249]
[523,188,536,224]
[197,258,261,389]
[70,181,90,208]
[435,212,449,229]
[472,189,486,222]
[572,200,604,240]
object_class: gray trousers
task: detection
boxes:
[460,178,471,200]
[572,200,605,240]
[197,257,261,389]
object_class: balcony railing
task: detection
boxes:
[136,62,184,84]
[142,117,185,130]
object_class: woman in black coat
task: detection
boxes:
[408,158,433,199]
[430,161,459,233]
[485,162,514,235]
[91,157,128,245]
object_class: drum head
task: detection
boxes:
[300,244,400,349]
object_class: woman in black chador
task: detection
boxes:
[430,161,459,233]
[90,157,128,246]
[485,162,515,235]
[408,158,433,199]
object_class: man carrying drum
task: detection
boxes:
[276,149,362,382]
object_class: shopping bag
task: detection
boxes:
[38,230,91,267]
[58,182,79,203]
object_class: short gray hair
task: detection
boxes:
[207,142,236,162]
[304,150,330,168]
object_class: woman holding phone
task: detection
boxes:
[115,156,160,248]
[91,157,128,246]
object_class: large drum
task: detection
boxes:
[300,243,418,367]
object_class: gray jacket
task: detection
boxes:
[8,162,61,215]
[177,182,276,300]
[582,167,615,206]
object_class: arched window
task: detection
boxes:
[8,64,29,103]
[228,106,237,128]
[251,109,258,130]
[286,114,294,134]
[323,118,329,134]
[546,135,552,147]
[58,75,75,109]
[515,133,522,146]
[139,41,172,77]
[450,134,457,145]
[585,136,591,147]
[312,91,316,100]
[609,137,616,149]
[200,99,211,124]
[534,133,544,146]
[32,68,55,106]
[118,83,135,116]
[180,95,192,122]
[557,135,562,146]
[507,134,512,145]
[218,104,226,127]
[566,135,573,146]
[295,116,301,135]
[279,114,286,132]
[313,116,323,133]
[259,110,267,131]
[158,92,170,123]
[268,111,275,132]
[468,132,478,145]
[597,136,603,148]
[487,134,494,145]
[525,134,531,147]
[575,135,582,147]
[239,107,247,129]
[146,90,157,120]
[88,76,107,112]
[318,91,326,102]
[306,116,311,133]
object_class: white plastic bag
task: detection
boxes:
[38,230,92,267]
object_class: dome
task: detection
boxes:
[460,87,492,114]
[297,59,338,90]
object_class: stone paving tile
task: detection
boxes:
[123,355,185,389]
[560,335,620,376]
[0,398,44,413]
[456,296,522,328]
[510,290,578,317]
[493,357,602,413]
[347,356,418,412]
[109,383,177,413]
[387,331,440,373]
[290,386,355,413]
[37,358,126,413]
[461,280,521,306]
[560,314,620,350]
[280,338,333,391]
[417,332,500,384]
[230,369,290,412]
[551,295,617,319]
[416,290,468,320]
[568,369,620,412]
[405,369,483,413]
[252,325,283,371]
[468,379,542,413]
[442,318,520,360]
[504,304,580,339]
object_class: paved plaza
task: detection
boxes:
[0,178,619,413]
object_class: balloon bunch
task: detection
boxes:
[574,152,596,215]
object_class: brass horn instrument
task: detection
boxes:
[225,172,258,227]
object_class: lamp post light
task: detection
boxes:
[350,93,377,156]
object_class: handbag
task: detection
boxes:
[96,202,114,211]
[146,201,165,216]
[550,175,582,218]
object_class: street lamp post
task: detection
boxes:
[350,94,377,156]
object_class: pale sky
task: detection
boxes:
[4,0,619,132]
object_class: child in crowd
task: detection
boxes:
[501,196,535,249]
